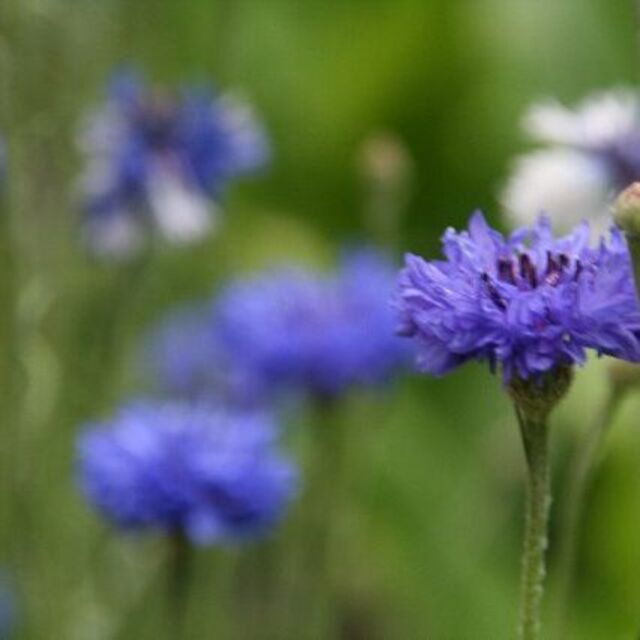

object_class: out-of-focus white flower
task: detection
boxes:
[147,164,216,244]
[524,90,640,149]
[502,89,640,232]
[503,149,612,231]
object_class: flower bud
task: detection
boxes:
[608,360,640,392]
[358,132,412,248]
[614,182,640,237]
[614,183,640,297]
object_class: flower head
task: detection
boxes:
[394,212,640,381]
[77,402,297,544]
[214,249,408,398]
[142,303,265,405]
[78,70,269,259]
[502,89,640,231]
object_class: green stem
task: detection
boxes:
[167,530,192,640]
[284,397,344,640]
[308,399,341,638]
[553,386,624,639]
[516,407,551,640]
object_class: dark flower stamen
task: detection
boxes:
[482,272,507,310]
[545,251,563,286]
[498,258,517,285]
[574,262,583,282]
[519,253,538,288]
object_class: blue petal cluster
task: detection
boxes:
[78,70,269,257]
[395,212,640,381]
[143,304,265,405]
[77,402,297,543]
[214,249,408,398]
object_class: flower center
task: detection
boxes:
[135,97,180,151]
[482,251,580,310]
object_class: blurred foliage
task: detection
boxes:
[1,0,640,638]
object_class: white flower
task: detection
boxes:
[502,149,612,232]
[502,89,640,231]
[524,90,640,149]
[148,164,216,244]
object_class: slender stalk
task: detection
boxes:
[283,397,345,640]
[359,133,412,251]
[167,530,192,640]
[306,398,342,638]
[553,386,624,639]
[516,406,551,640]
[98,250,152,407]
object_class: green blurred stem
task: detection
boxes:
[301,397,345,639]
[167,530,192,640]
[516,407,551,640]
[553,385,624,640]
[97,250,151,408]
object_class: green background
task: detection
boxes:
[1,1,640,638]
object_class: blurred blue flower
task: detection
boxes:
[214,249,408,398]
[78,70,269,259]
[394,211,640,381]
[502,89,640,232]
[0,574,17,638]
[0,137,6,187]
[78,402,297,544]
[142,303,266,405]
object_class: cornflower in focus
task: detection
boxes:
[394,211,640,381]
[213,249,408,399]
[77,70,269,259]
[502,90,640,231]
[396,211,640,640]
[77,402,297,544]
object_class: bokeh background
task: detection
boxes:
[1,1,640,638]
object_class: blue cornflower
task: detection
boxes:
[78,70,269,258]
[142,303,265,405]
[214,249,408,398]
[77,402,297,544]
[394,212,640,381]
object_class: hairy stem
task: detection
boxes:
[516,407,551,640]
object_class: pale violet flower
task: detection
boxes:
[78,70,269,260]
